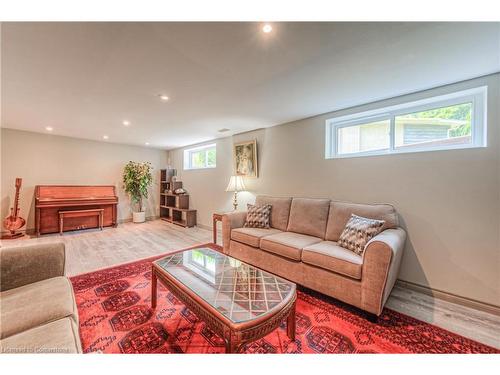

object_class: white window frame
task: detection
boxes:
[325,86,487,159]
[183,143,216,170]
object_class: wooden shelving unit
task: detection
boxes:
[159,169,197,228]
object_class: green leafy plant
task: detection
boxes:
[123,161,153,212]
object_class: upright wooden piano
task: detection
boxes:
[35,185,118,236]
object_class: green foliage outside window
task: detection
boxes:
[403,102,472,138]
[408,103,471,122]
[190,148,216,168]
[192,151,206,168]
[207,149,216,166]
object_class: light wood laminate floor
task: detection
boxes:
[2,219,499,349]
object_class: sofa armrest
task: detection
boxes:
[0,242,66,292]
[360,228,406,315]
[221,211,247,253]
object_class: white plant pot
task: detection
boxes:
[132,211,146,223]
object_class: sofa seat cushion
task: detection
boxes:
[0,317,82,354]
[302,241,363,279]
[260,232,322,261]
[231,227,283,247]
[0,276,78,339]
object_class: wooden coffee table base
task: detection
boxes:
[151,268,296,353]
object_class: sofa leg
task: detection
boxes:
[366,313,379,323]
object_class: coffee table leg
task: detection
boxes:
[287,301,296,341]
[225,338,240,354]
[224,329,239,353]
[224,338,232,354]
[151,270,157,309]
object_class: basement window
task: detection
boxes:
[183,143,216,170]
[325,86,487,159]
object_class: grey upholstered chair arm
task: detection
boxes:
[0,242,66,292]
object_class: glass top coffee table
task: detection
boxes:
[151,247,297,353]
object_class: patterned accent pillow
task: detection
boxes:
[338,214,385,256]
[243,204,272,229]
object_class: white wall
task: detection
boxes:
[170,74,500,307]
[0,129,167,230]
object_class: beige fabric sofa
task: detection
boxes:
[0,243,82,354]
[222,196,406,317]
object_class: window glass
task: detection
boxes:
[337,119,390,155]
[183,144,216,169]
[325,87,486,159]
[395,103,472,149]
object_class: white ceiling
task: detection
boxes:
[1,22,499,150]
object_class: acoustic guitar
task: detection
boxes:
[2,178,26,239]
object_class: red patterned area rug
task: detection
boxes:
[70,244,498,354]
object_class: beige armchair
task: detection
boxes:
[0,243,82,353]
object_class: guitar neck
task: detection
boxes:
[12,179,22,217]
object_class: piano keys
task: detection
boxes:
[35,185,118,236]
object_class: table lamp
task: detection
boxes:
[226,176,246,210]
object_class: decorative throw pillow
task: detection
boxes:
[243,204,272,229]
[338,214,385,256]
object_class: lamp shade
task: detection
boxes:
[225,176,246,192]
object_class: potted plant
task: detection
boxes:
[123,161,153,223]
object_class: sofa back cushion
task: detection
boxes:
[325,201,399,242]
[286,198,331,238]
[255,196,292,231]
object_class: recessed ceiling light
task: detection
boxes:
[158,94,169,102]
[45,126,53,132]
[122,120,130,126]
[262,24,273,33]
[145,142,150,146]
[103,135,109,140]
